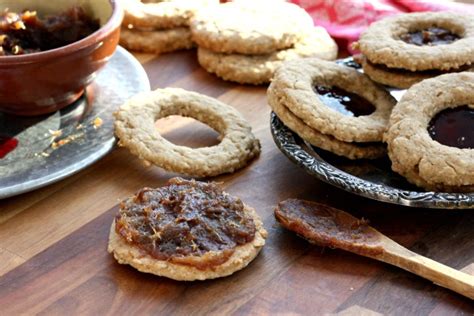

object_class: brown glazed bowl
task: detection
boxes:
[0,0,123,116]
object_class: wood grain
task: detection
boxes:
[1,49,474,314]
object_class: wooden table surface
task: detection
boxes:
[1,49,473,315]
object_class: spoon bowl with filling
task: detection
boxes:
[0,0,123,116]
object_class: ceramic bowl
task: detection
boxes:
[0,0,123,116]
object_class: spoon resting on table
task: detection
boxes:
[274,199,474,300]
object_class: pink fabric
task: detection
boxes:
[290,0,474,51]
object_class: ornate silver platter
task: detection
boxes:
[0,47,150,199]
[270,58,473,209]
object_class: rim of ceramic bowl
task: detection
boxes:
[0,0,123,64]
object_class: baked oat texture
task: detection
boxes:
[271,58,396,143]
[190,0,314,55]
[114,88,261,177]
[120,27,194,54]
[108,205,267,281]
[267,83,386,160]
[357,12,474,71]
[122,0,219,29]
[197,27,338,85]
[385,72,474,192]
[360,56,437,89]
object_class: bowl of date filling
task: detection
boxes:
[0,0,123,116]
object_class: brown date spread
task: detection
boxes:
[0,7,100,56]
[315,86,375,117]
[115,178,256,269]
[400,27,460,46]
[275,199,383,256]
[428,106,474,149]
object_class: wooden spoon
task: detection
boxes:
[274,199,474,300]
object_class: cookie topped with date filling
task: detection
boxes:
[108,177,267,281]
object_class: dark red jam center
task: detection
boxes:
[400,27,460,46]
[315,86,375,117]
[0,136,18,158]
[0,7,100,56]
[428,106,474,149]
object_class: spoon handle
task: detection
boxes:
[376,240,474,300]
[274,199,474,300]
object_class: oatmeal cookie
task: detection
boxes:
[122,0,218,29]
[360,56,443,89]
[197,27,338,85]
[385,72,474,192]
[356,12,474,71]
[268,84,386,160]
[108,178,267,281]
[120,27,194,54]
[114,88,260,177]
[271,58,396,143]
[190,0,314,55]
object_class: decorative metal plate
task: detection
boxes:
[0,47,150,199]
[270,58,473,209]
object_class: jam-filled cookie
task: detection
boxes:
[190,0,314,55]
[270,58,396,143]
[197,27,338,85]
[385,72,474,192]
[355,12,474,88]
[267,80,386,160]
[108,178,267,281]
[268,58,395,159]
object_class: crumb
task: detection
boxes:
[49,129,62,138]
[93,117,103,129]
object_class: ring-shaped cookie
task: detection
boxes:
[267,84,386,160]
[358,12,474,71]
[114,88,261,177]
[385,72,474,191]
[122,0,218,29]
[271,58,396,143]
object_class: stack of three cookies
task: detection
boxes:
[120,0,219,54]
[268,58,397,160]
[190,0,338,85]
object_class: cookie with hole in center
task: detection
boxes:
[356,12,474,72]
[190,0,314,55]
[267,82,386,160]
[385,72,474,192]
[108,177,267,281]
[270,58,396,144]
[114,88,260,177]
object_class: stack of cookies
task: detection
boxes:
[354,12,474,89]
[120,0,219,54]
[268,58,397,160]
[190,0,338,85]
